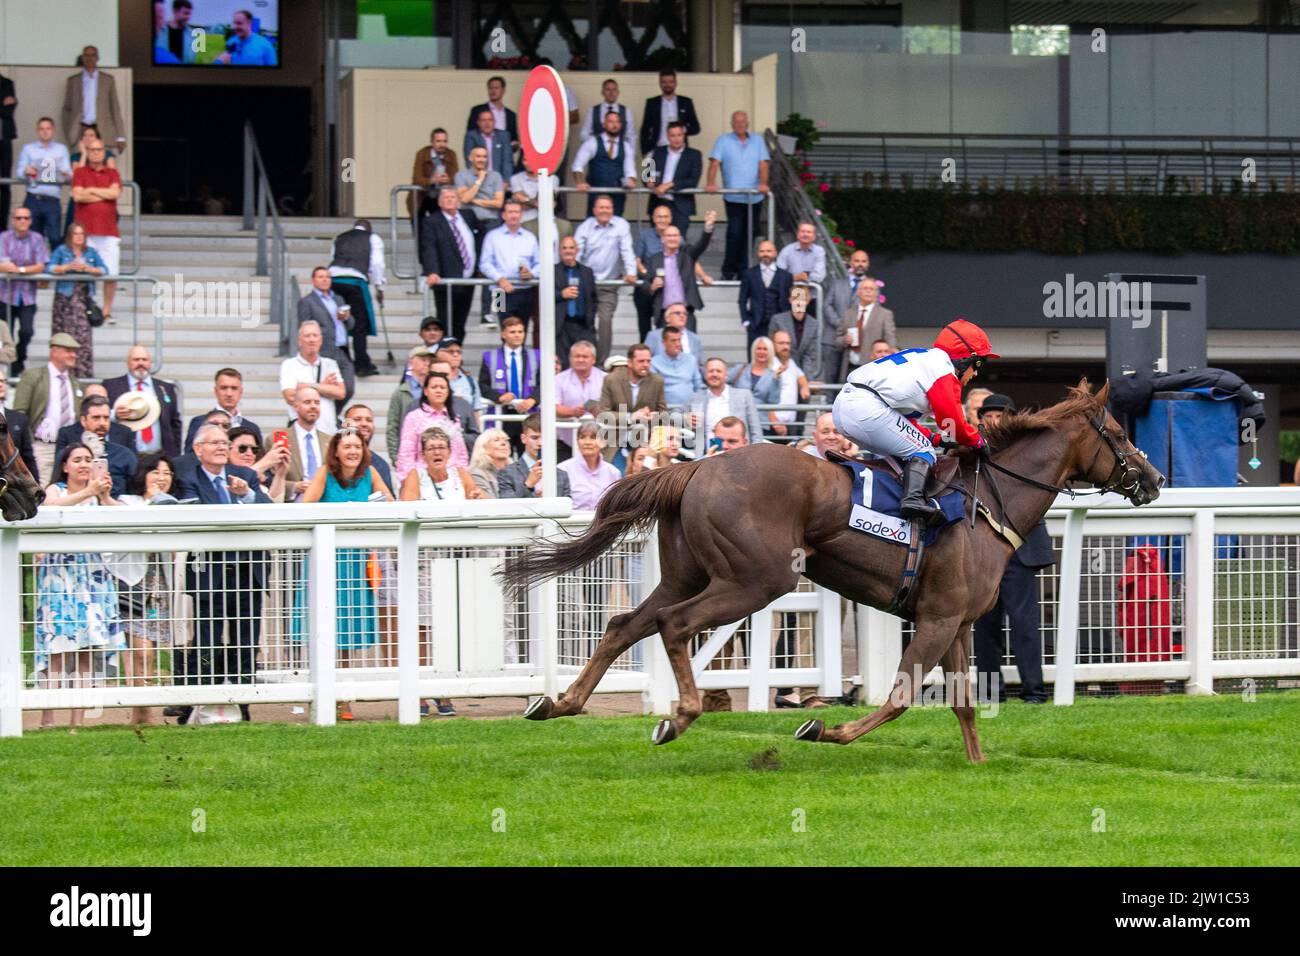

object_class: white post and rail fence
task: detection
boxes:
[0,488,1297,737]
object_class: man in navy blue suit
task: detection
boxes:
[645,122,702,237]
[172,422,272,722]
[738,239,792,347]
[640,69,701,156]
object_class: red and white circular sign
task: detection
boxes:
[520,65,569,174]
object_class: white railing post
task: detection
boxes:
[640,533,674,715]
[0,528,22,738]
[859,605,902,706]
[309,523,338,725]
[1185,509,1217,696]
[748,605,773,711]
[540,521,560,699]
[816,586,842,698]
[397,521,420,724]
[1052,508,1086,706]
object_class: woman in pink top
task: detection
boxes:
[395,372,469,481]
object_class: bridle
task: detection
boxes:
[980,407,1150,502]
[966,406,1152,548]
[0,410,18,499]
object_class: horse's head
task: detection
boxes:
[0,410,44,522]
[1067,379,1165,506]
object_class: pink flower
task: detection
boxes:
[818,183,830,193]
[845,239,855,248]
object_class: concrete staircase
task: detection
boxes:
[16,214,757,444]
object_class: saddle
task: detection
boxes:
[825,449,965,498]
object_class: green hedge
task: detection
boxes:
[823,185,1300,255]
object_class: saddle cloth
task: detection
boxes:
[835,457,967,546]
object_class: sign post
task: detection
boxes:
[520,65,569,500]
[520,65,570,699]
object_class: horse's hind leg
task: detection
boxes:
[525,583,677,720]
[943,624,985,763]
[796,615,962,746]
[651,577,794,745]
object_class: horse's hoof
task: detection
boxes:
[794,719,825,743]
[651,719,678,746]
[523,696,555,720]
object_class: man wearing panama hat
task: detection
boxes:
[11,332,84,480]
[103,344,183,457]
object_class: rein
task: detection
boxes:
[965,408,1144,548]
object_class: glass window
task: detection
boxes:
[1011,24,1069,56]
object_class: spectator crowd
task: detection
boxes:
[0,60,913,728]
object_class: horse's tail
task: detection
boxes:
[500,459,706,593]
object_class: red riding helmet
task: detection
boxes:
[933,319,1000,363]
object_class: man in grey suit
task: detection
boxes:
[688,357,764,457]
[822,248,872,383]
[298,266,356,404]
[60,46,126,150]
[768,284,820,379]
[835,277,896,380]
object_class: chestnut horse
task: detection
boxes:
[0,408,42,522]
[502,381,1164,762]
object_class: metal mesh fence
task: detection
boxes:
[556,541,645,671]
[1213,534,1300,661]
[23,546,313,695]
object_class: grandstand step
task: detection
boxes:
[4,215,773,454]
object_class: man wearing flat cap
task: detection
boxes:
[11,332,84,480]
[102,344,182,457]
[973,394,1054,704]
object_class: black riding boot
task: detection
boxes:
[900,457,941,525]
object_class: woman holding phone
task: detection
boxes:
[228,426,290,502]
[296,429,393,722]
[36,444,124,730]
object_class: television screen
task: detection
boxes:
[151,1,281,67]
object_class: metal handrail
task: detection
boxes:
[4,272,166,372]
[763,130,847,285]
[807,131,1300,194]
[391,184,775,283]
[241,121,295,356]
[0,177,142,275]
[417,274,828,376]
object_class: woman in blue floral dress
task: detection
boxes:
[36,443,125,729]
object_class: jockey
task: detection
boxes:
[831,319,998,524]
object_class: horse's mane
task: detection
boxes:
[966,383,1102,453]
